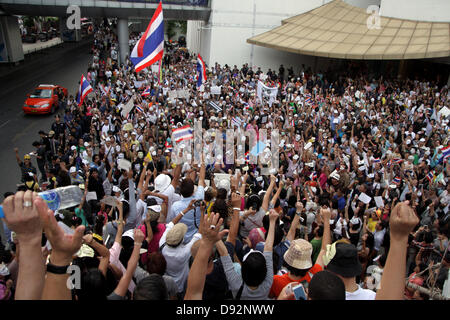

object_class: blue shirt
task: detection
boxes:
[171,186,205,244]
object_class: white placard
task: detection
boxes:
[358,192,372,204]
[86,191,98,202]
[100,196,118,207]
[118,159,132,172]
[304,142,312,150]
[168,90,178,100]
[374,196,384,208]
[211,86,221,95]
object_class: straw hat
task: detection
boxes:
[283,239,313,269]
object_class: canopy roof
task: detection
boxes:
[247,0,450,60]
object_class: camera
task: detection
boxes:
[194,200,204,207]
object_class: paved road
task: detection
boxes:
[0,39,93,198]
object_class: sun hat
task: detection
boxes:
[166,223,188,246]
[323,242,362,278]
[283,239,313,270]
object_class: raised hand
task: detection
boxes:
[390,201,419,242]
[269,208,279,222]
[35,196,85,265]
[230,192,242,208]
[2,191,42,244]
[199,211,228,245]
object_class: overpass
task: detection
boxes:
[0,0,211,63]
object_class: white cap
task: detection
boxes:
[293,154,299,160]
[84,142,90,147]
[112,186,121,193]
[71,146,77,151]
[70,167,77,173]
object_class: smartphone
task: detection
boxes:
[292,283,307,300]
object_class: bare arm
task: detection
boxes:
[184,212,228,300]
[376,202,419,300]
[2,191,47,300]
[261,175,277,212]
[316,207,332,268]
[287,202,303,242]
[264,209,279,252]
[113,229,145,297]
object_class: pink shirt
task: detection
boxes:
[138,223,166,265]
[109,242,136,293]
[319,173,328,189]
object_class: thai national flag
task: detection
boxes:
[373,158,381,164]
[76,74,93,106]
[392,158,403,165]
[440,145,450,162]
[196,54,207,88]
[99,84,110,96]
[172,125,193,143]
[305,94,312,105]
[130,1,164,72]
[141,86,151,97]
[393,177,401,184]
[426,171,435,183]
[232,117,242,127]
[310,172,318,181]
[136,105,144,113]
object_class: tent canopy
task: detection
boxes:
[247,0,450,60]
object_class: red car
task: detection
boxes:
[23,84,68,115]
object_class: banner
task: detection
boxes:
[211,86,221,95]
[257,81,278,107]
[121,96,135,118]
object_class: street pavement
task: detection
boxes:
[0,38,93,198]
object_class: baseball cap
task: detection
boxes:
[166,223,187,246]
[48,130,55,136]
[324,242,362,278]
[24,154,31,160]
[69,167,77,173]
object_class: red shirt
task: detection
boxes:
[269,264,323,299]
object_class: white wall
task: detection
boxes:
[380,0,450,22]
[196,0,329,72]
[186,20,203,53]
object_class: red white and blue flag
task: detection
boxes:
[99,83,110,96]
[136,105,144,113]
[130,1,164,72]
[172,125,193,143]
[76,74,93,106]
[426,171,435,183]
[393,177,401,184]
[440,145,450,162]
[196,54,207,87]
[373,158,381,164]
[141,86,151,97]
[310,172,318,181]
[305,94,312,105]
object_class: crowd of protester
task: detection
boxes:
[0,22,449,301]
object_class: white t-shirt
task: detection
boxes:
[159,222,202,293]
[346,285,376,300]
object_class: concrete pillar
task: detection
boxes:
[117,18,129,66]
[0,16,24,63]
[59,17,81,42]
